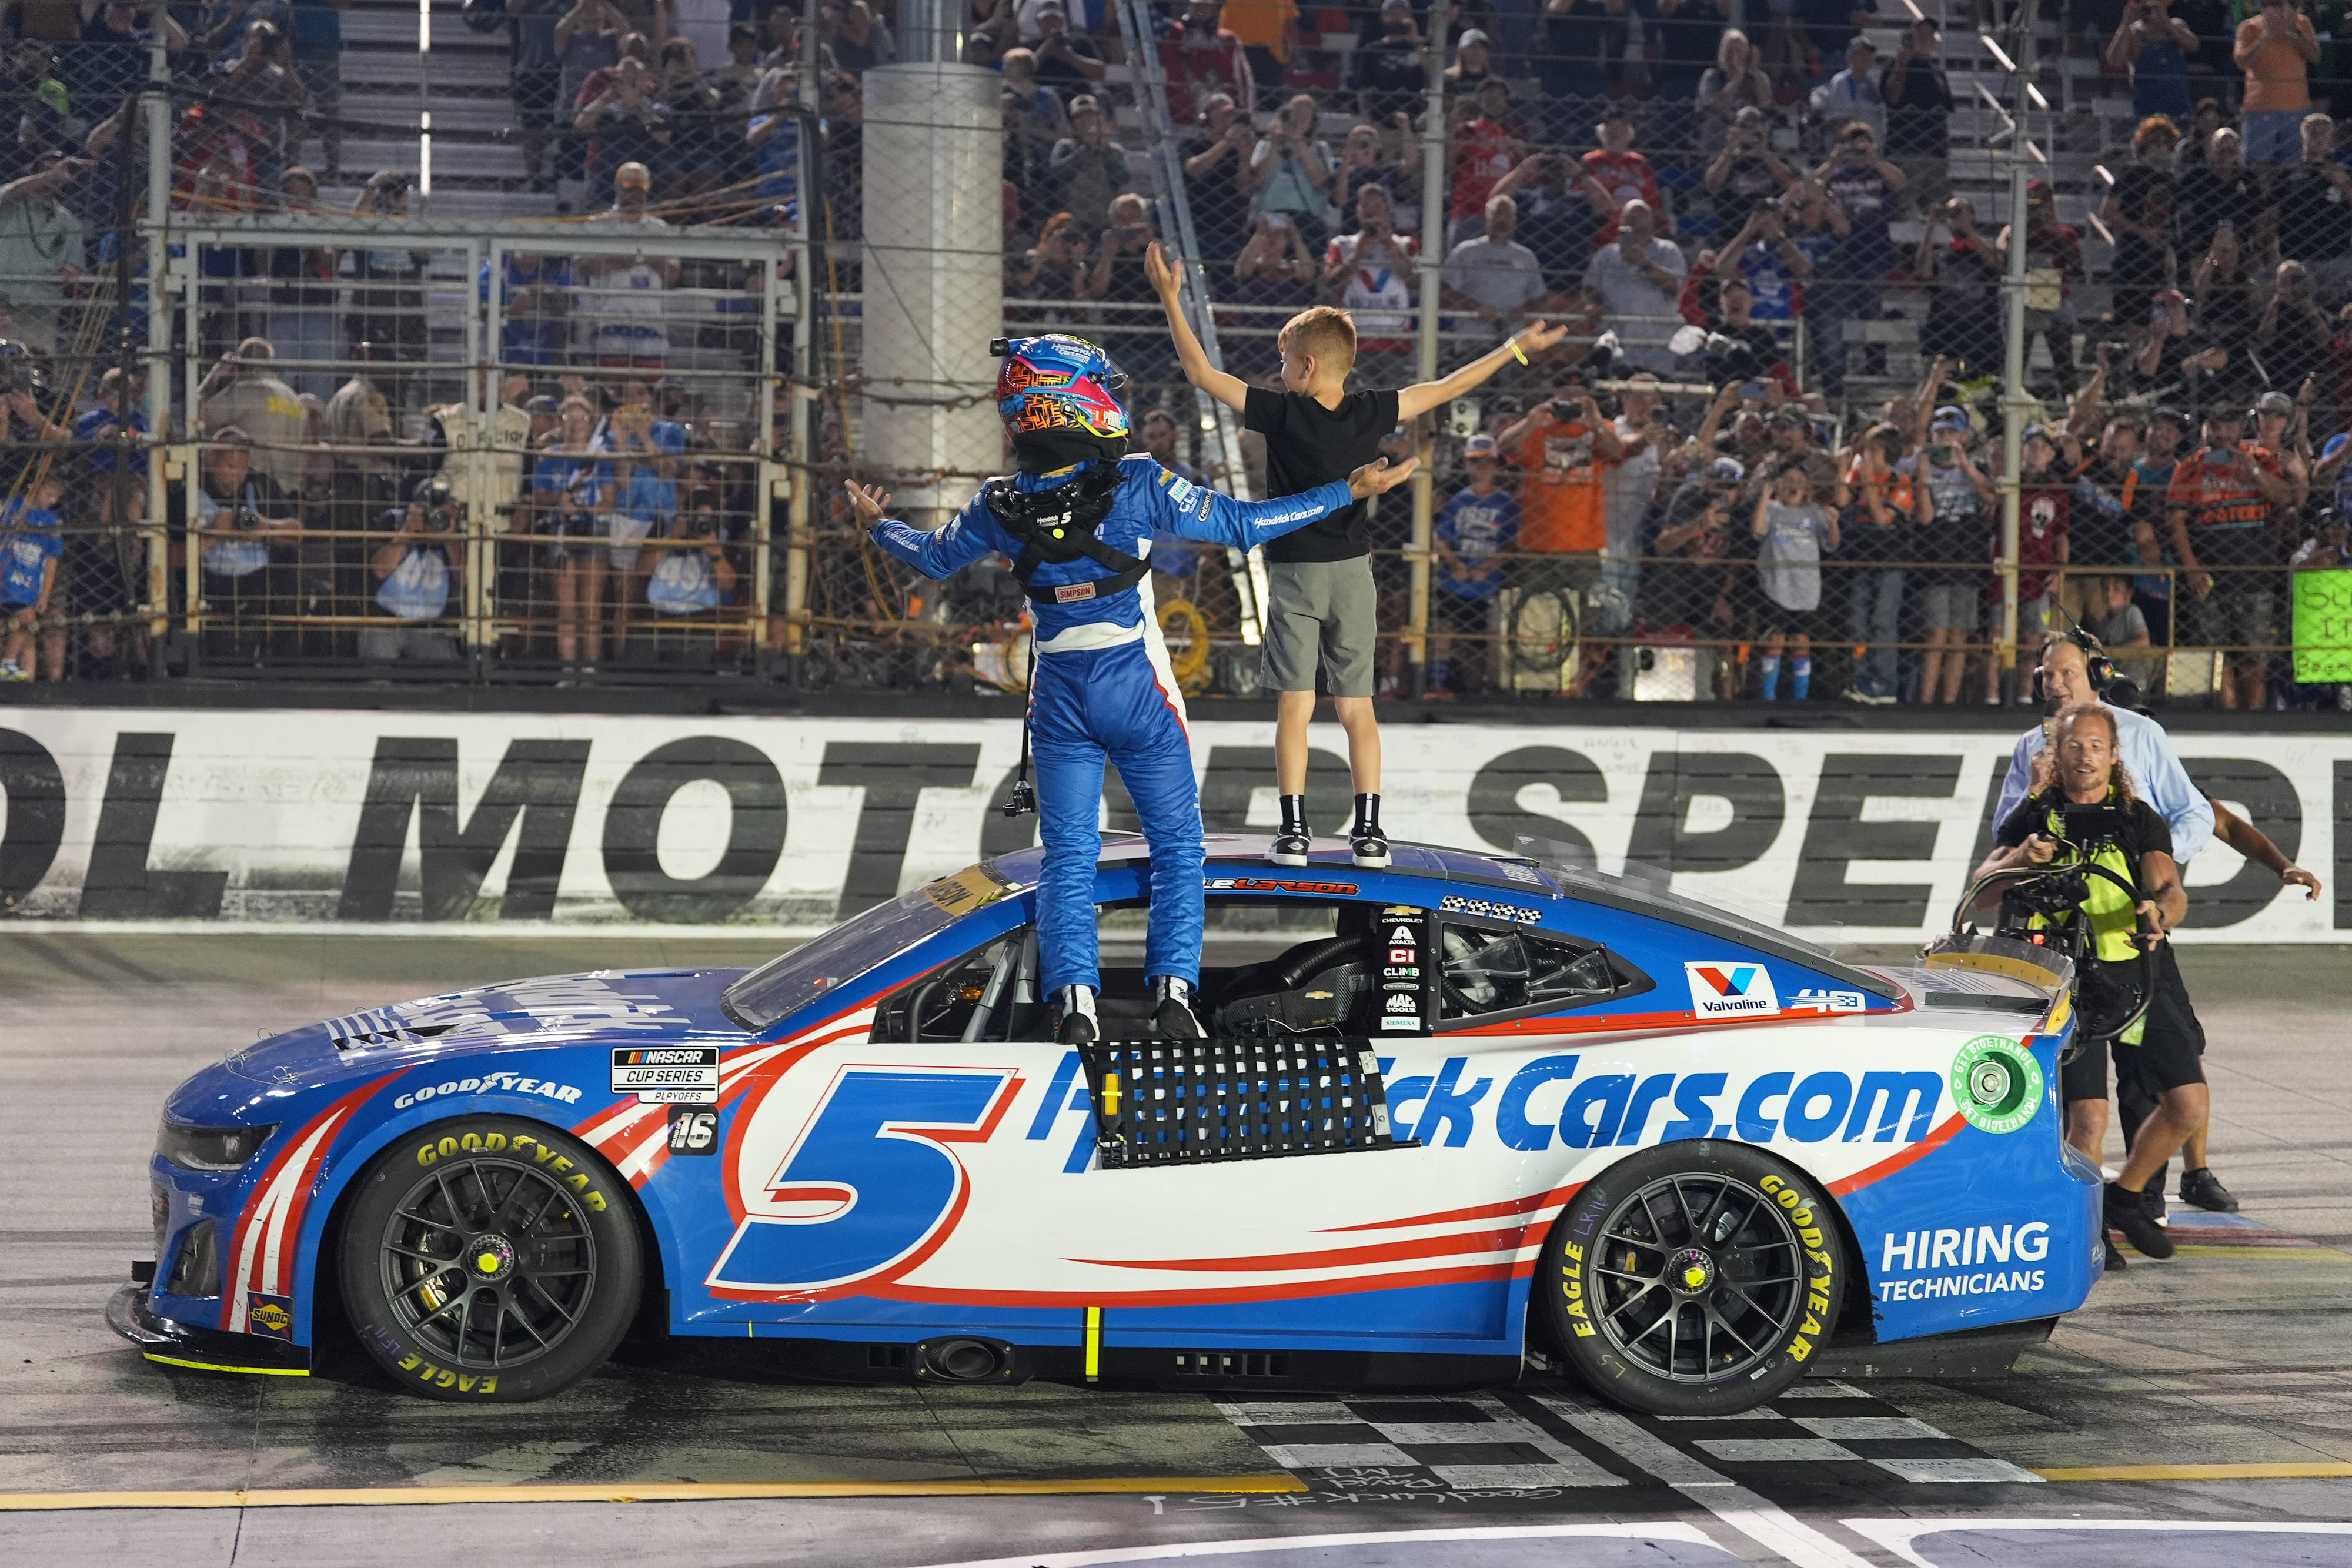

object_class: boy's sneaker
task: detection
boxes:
[1269,830,1311,867]
[1351,830,1391,868]
[0,660,25,682]
[2104,1181,2174,1259]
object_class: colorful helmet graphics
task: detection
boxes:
[994,334,1131,442]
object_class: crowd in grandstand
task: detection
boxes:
[0,0,2347,703]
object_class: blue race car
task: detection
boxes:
[115,837,2097,1416]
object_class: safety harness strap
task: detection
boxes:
[985,464,1147,606]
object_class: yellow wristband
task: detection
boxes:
[1508,337,1528,366]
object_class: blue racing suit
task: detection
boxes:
[871,454,1352,994]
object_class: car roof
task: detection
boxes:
[984,834,1895,1000]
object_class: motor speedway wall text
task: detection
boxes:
[1,711,2344,940]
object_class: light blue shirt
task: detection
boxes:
[1994,708,2214,862]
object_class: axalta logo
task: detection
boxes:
[1877,1223,2051,1302]
[1687,962,1780,1018]
[393,1073,586,1110]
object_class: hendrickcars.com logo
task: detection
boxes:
[1686,962,1780,1019]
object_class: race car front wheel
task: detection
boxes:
[338,1116,642,1402]
[1537,1142,1842,1417]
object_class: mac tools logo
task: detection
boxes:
[1686,962,1780,1019]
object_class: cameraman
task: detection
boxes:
[1975,703,2192,1263]
[360,478,466,663]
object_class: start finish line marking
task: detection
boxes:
[0,1476,1307,1512]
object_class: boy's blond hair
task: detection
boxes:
[1278,306,1357,372]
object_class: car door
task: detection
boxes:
[688,888,1542,1351]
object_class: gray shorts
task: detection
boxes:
[1262,556,1377,697]
[1917,582,1981,633]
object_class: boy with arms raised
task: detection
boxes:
[1146,239,1565,864]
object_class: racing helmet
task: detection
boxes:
[991,333,1131,443]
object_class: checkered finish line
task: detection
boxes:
[1215,1382,2042,1495]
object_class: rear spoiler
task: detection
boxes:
[1916,932,2076,999]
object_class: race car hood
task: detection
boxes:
[208,968,750,1094]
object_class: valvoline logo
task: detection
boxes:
[1687,962,1780,1019]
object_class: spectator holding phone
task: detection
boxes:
[1900,378,1999,704]
[1750,460,1839,701]
[2106,0,2197,125]
[2236,0,2320,162]
[1245,93,1334,253]
[1430,432,1518,695]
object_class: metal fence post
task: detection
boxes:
[1408,0,1452,696]
[1996,0,2041,707]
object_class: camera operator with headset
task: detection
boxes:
[1993,628,2222,1256]
[1974,702,2191,1265]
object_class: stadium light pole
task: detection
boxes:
[1409,0,1451,698]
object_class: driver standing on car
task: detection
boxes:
[1974,703,2193,1264]
[846,334,1415,1045]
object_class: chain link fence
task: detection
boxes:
[2,2,2348,706]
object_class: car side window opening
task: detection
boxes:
[1438,924,1639,1022]
[869,931,1041,1044]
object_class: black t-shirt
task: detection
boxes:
[2174,163,2267,260]
[1883,58,1952,157]
[1652,0,1725,88]
[1997,788,2173,866]
[1244,385,1399,561]
[2275,162,2352,265]
[2109,163,2175,270]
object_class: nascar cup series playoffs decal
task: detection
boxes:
[1685,962,1780,1019]
[1949,1035,2044,1135]
[612,1046,721,1104]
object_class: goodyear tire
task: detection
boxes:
[1537,1142,1842,1416]
[339,1116,642,1402]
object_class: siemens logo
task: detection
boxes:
[1378,1055,1946,1151]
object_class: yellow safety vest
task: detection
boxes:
[2030,794,2143,965]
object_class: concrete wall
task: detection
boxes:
[0,710,2343,940]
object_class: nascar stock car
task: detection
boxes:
[115,836,2099,1417]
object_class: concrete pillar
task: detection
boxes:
[859,61,1003,519]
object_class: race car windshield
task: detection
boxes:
[721,886,961,1032]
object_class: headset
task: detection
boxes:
[2029,621,2117,704]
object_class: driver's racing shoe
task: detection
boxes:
[2105,1181,2174,1259]
[2181,1166,2239,1212]
[1149,975,1204,1039]
[2102,1236,2129,1272]
[1054,985,1100,1045]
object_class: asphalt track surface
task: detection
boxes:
[6,934,2352,1566]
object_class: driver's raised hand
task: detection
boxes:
[1348,454,1419,498]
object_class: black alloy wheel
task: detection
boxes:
[340,1116,641,1402]
[1539,1141,1842,1416]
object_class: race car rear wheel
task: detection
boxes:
[1537,1142,1842,1416]
[338,1116,642,1402]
